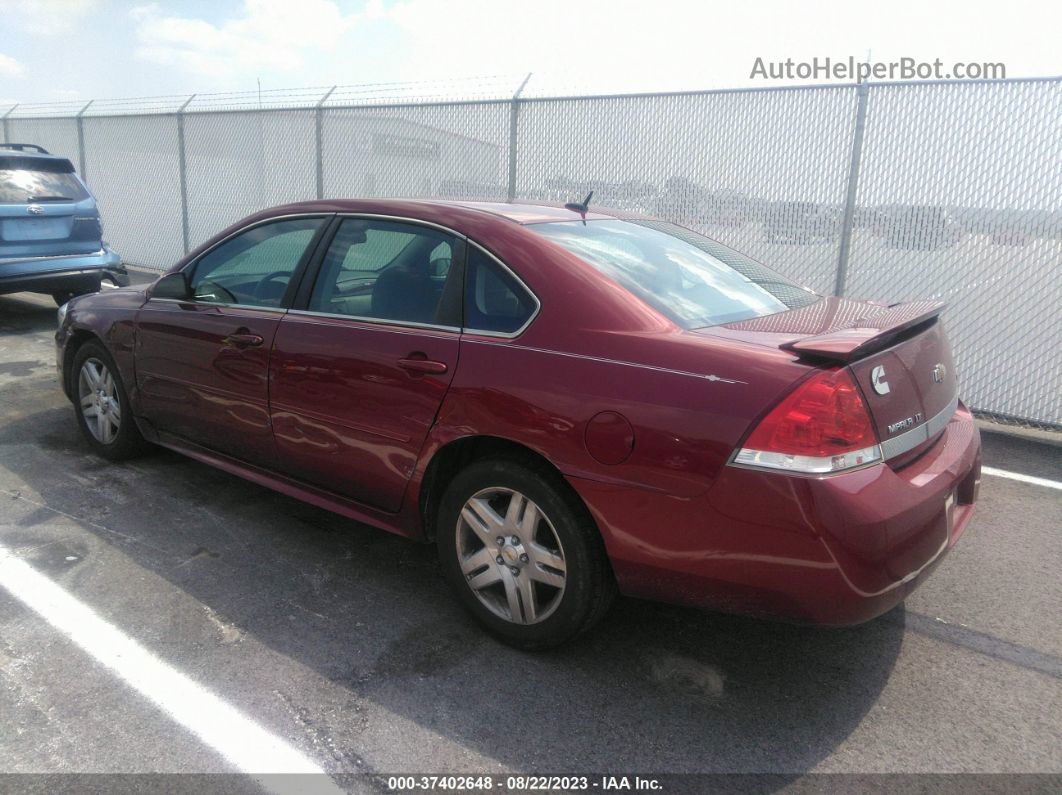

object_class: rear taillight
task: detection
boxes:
[732,368,881,474]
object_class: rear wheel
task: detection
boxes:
[72,341,150,460]
[437,458,615,649]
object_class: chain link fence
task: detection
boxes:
[2,77,1059,429]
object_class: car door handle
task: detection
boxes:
[398,357,448,375]
[226,333,264,347]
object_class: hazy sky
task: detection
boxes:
[0,0,1059,106]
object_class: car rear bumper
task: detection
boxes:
[568,402,982,625]
[0,248,127,296]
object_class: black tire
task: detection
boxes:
[71,340,151,461]
[53,291,77,306]
[436,457,615,649]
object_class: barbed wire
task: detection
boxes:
[0,74,536,118]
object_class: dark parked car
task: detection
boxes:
[56,199,981,648]
[1,143,127,304]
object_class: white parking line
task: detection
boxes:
[0,542,341,793]
[982,466,1062,491]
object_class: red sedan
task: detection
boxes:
[56,199,982,648]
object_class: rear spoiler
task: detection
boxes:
[779,301,946,363]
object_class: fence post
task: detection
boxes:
[834,81,870,297]
[315,86,337,200]
[177,94,196,255]
[75,100,93,178]
[507,73,532,201]
[1,104,17,143]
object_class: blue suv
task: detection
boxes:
[0,143,127,304]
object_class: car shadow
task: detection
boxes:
[0,294,59,335]
[0,402,905,775]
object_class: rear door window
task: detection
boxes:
[308,218,458,326]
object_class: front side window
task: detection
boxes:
[190,217,324,308]
[463,246,537,334]
[308,218,456,326]
[530,219,818,328]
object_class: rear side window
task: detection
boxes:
[0,157,89,203]
[308,218,457,326]
[531,219,818,328]
[333,227,420,272]
[463,246,537,334]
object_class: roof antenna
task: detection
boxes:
[564,190,594,223]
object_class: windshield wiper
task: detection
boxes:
[27,195,75,202]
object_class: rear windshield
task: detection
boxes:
[0,157,89,203]
[530,219,819,328]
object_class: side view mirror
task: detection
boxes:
[151,272,191,300]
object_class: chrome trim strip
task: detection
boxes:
[286,308,459,334]
[146,298,289,315]
[161,209,543,338]
[177,212,335,275]
[332,212,470,241]
[732,444,882,474]
[0,250,106,263]
[288,214,541,339]
[879,395,959,460]
[462,338,746,383]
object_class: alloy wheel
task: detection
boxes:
[78,358,121,444]
[455,487,567,625]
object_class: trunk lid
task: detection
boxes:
[0,153,101,260]
[845,321,957,459]
[0,199,103,260]
[709,297,958,461]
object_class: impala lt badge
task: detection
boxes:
[888,412,925,435]
[28,205,44,215]
[871,365,890,395]
[932,363,947,383]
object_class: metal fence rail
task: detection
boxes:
[2,77,1060,429]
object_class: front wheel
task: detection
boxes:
[71,341,151,460]
[437,458,615,649]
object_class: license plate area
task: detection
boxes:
[3,217,70,241]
